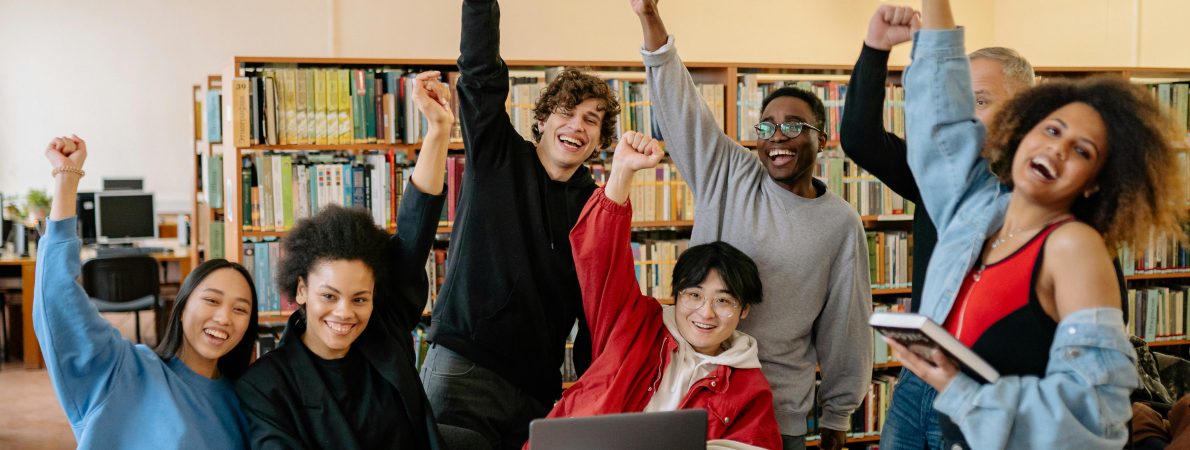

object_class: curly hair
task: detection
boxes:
[276,204,391,300]
[983,75,1189,252]
[530,68,621,150]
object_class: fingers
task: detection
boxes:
[910,11,922,34]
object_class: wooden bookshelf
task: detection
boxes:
[871,287,911,296]
[1125,271,1190,281]
[191,75,224,266]
[1149,339,1190,348]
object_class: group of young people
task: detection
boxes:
[32,0,1189,449]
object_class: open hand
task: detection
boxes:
[884,336,959,392]
[865,5,920,51]
[613,131,664,173]
[412,71,453,126]
[45,135,87,171]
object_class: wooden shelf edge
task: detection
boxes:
[1125,271,1190,281]
[1147,339,1190,348]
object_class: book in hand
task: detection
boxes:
[869,312,1001,383]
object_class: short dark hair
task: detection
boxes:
[670,241,763,307]
[531,68,622,150]
[277,205,391,301]
[154,259,259,379]
[761,86,828,133]
[984,75,1189,251]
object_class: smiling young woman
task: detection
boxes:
[34,135,259,450]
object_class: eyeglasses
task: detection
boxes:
[676,289,742,318]
[754,121,825,141]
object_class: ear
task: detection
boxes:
[295,277,308,306]
[816,130,828,151]
[739,305,750,320]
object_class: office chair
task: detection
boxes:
[81,255,161,344]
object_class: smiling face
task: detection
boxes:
[674,269,749,356]
[1010,102,1109,208]
[536,97,606,178]
[177,268,254,377]
[755,96,826,192]
[296,259,375,360]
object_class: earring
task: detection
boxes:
[1083,190,1095,198]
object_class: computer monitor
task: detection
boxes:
[94,191,156,244]
[102,178,144,191]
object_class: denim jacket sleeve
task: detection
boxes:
[903,28,997,234]
[933,308,1138,449]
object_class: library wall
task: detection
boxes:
[0,0,1183,211]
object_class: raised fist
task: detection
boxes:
[613,131,664,173]
[630,0,659,18]
[45,135,87,172]
[412,71,453,126]
[866,5,920,51]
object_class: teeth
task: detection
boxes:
[694,322,715,330]
[204,329,228,340]
[325,321,353,334]
[559,136,582,147]
[768,149,794,158]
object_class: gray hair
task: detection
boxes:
[969,47,1036,90]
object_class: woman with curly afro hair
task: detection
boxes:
[234,72,487,450]
[883,1,1189,449]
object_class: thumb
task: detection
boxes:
[910,13,922,35]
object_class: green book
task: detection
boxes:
[280,155,294,228]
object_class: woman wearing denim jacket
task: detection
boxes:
[883,1,1190,448]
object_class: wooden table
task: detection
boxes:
[1,252,191,369]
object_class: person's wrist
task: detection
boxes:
[864,38,890,51]
[51,164,85,179]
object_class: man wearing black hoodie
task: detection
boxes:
[418,1,622,449]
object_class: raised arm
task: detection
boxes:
[569,132,664,355]
[635,1,753,198]
[839,6,921,202]
[33,136,133,424]
[381,72,450,335]
[458,0,519,169]
[902,7,993,232]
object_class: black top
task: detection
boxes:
[308,346,416,449]
[235,182,447,450]
[839,43,937,312]
[427,0,596,406]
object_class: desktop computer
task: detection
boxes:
[94,191,156,245]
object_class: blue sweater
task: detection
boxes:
[33,217,249,449]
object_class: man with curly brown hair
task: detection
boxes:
[418,1,621,449]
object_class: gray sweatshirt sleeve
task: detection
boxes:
[812,221,874,431]
[642,36,757,201]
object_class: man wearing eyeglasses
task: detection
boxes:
[632,1,873,449]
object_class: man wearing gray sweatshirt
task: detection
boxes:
[632,2,873,449]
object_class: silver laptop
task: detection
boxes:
[528,409,707,450]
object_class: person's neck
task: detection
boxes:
[775,175,818,199]
[1000,196,1073,237]
[177,345,220,379]
[535,147,582,182]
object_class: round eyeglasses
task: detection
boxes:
[754,121,826,141]
[676,289,742,318]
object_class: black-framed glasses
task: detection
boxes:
[753,121,825,140]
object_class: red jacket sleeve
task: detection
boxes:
[569,187,650,358]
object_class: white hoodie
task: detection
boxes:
[643,305,762,412]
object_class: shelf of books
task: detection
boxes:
[192,75,225,266]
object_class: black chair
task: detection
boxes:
[81,255,161,344]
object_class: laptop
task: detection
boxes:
[528,409,707,450]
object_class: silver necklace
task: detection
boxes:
[975,214,1072,281]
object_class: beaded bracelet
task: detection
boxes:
[51,165,86,178]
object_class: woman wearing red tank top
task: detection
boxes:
[883,1,1190,448]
